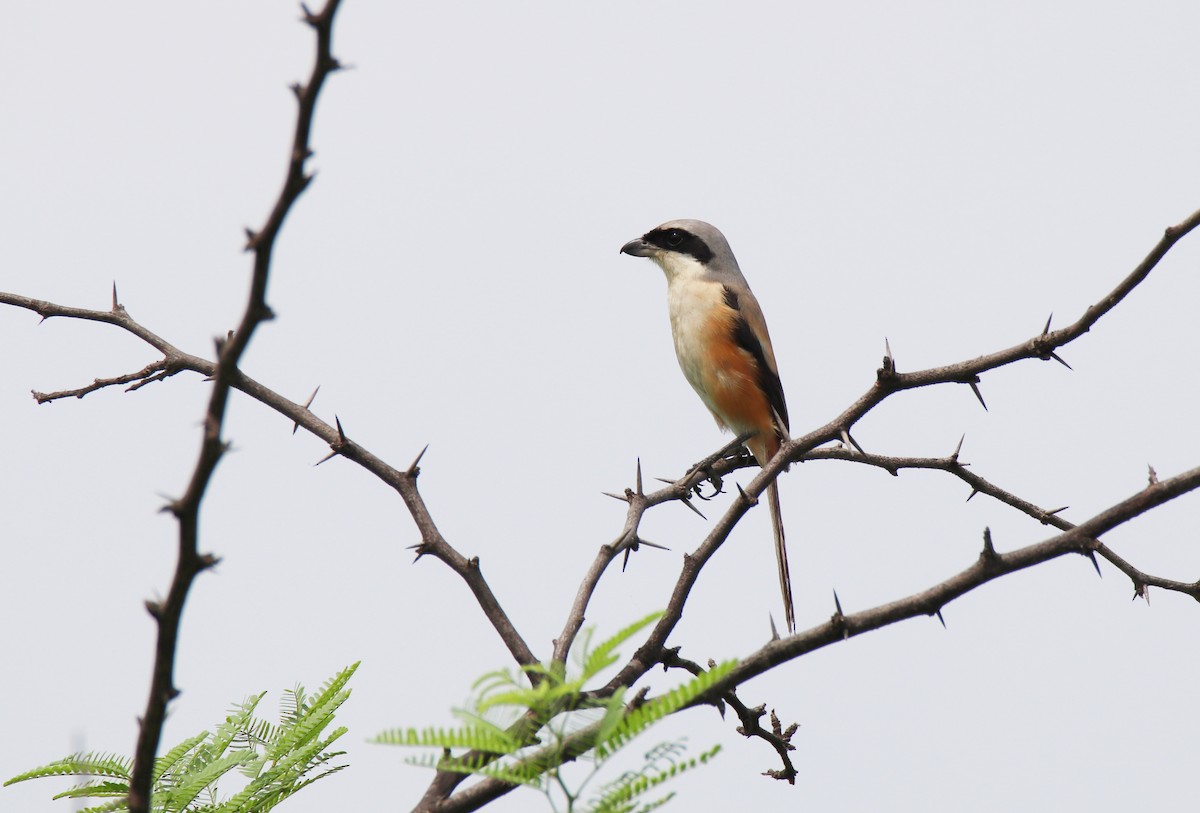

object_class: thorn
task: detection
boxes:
[839,428,865,455]
[293,385,321,435]
[144,600,162,620]
[768,614,780,641]
[879,336,896,379]
[243,227,258,251]
[736,482,758,507]
[966,488,979,502]
[1042,313,1053,336]
[602,491,630,503]
[981,527,997,560]
[1041,505,1069,524]
[680,496,707,520]
[290,81,304,99]
[313,449,339,466]
[636,458,643,496]
[111,282,120,310]
[406,443,430,477]
[334,415,346,443]
[935,608,946,629]
[967,380,989,411]
[1048,351,1072,370]
[832,590,848,639]
[634,537,670,551]
[1147,465,1158,486]
[197,552,221,571]
[1088,550,1102,578]
[951,433,965,461]
[622,546,632,572]
[654,477,674,485]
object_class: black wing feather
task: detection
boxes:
[723,286,789,433]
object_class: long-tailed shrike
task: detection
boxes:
[621,219,795,633]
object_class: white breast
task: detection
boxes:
[665,276,728,421]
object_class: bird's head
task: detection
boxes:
[620,219,740,282]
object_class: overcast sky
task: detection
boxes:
[3,2,1200,812]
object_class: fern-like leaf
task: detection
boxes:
[206,693,265,760]
[588,744,720,813]
[400,751,548,788]
[264,662,357,763]
[595,661,735,760]
[5,752,131,785]
[372,724,523,754]
[76,801,130,813]
[152,733,210,784]
[49,780,129,801]
[579,611,662,681]
[222,726,347,813]
[159,752,256,812]
[9,665,356,813]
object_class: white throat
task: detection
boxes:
[652,252,709,285]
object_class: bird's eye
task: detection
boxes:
[666,230,683,247]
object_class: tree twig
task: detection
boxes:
[659,648,798,783]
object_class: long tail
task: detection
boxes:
[767,479,795,634]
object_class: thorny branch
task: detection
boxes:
[124,4,345,811]
[4,201,1199,807]
[586,207,1200,699]
[0,6,1196,806]
[707,463,1200,694]
[660,648,798,783]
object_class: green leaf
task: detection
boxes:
[372,724,522,754]
[596,661,735,759]
[153,733,210,783]
[579,611,663,681]
[5,752,131,785]
[8,664,356,813]
[50,780,130,800]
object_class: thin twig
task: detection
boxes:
[660,649,798,783]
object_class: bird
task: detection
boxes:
[620,219,795,633]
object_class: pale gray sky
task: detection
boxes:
[3,2,1200,811]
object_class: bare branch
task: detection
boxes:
[32,359,174,403]
[660,648,798,783]
[707,464,1200,696]
[126,4,344,810]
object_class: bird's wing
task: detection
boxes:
[722,285,789,434]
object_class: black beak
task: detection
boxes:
[620,237,654,257]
